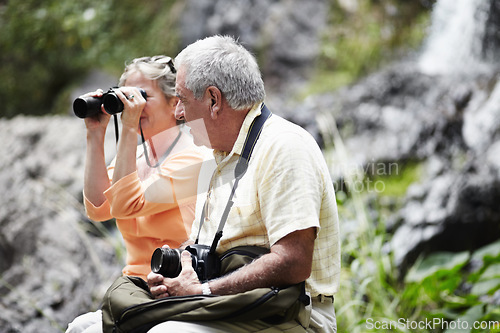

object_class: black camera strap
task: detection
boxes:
[195,104,272,254]
[113,115,120,143]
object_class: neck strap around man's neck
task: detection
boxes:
[195,104,272,254]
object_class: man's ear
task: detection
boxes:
[206,86,222,119]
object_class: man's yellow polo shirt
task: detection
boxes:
[191,104,340,297]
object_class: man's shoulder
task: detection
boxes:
[261,114,319,150]
[263,114,308,136]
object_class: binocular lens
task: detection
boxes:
[103,93,123,115]
[73,96,102,119]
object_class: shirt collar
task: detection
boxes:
[213,103,262,165]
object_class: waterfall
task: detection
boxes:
[418,0,491,75]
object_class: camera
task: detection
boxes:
[73,87,147,118]
[151,244,220,282]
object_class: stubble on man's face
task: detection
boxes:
[175,68,213,149]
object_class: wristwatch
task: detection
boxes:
[201,282,212,295]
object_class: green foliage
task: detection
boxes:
[336,188,500,332]
[405,252,470,284]
[401,242,500,333]
[305,0,433,96]
[1,0,434,116]
[0,0,179,118]
[319,114,500,333]
[372,161,424,197]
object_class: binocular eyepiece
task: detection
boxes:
[73,87,147,118]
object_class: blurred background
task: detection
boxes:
[1,0,500,332]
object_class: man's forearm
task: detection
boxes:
[208,252,290,295]
[208,228,316,295]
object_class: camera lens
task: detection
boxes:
[151,248,182,278]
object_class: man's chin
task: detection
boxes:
[190,132,211,149]
[192,136,211,148]
[185,119,212,148]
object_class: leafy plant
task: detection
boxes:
[318,112,500,333]
[0,0,178,118]
[402,242,500,333]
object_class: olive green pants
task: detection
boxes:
[147,296,336,333]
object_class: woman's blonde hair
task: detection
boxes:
[118,55,177,98]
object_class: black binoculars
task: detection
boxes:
[73,87,147,118]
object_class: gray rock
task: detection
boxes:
[180,0,327,94]
[307,59,500,274]
[0,116,122,332]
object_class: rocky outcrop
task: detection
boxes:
[313,0,500,273]
[180,0,327,95]
[0,116,122,332]
[318,62,500,272]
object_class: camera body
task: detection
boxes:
[151,244,220,282]
[73,87,147,118]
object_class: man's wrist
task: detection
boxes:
[201,282,212,295]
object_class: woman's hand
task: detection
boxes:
[113,87,146,130]
[81,89,111,133]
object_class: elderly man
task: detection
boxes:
[147,35,341,333]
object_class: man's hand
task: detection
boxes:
[147,251,203,299]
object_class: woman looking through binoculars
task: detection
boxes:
[66,55,207,333]
[83,55,206,280]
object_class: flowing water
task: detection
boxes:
[418,0,492,75]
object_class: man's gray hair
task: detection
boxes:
[175,35,266,110]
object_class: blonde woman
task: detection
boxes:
[67,55,206,333]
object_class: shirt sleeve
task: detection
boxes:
[83,192,113,221]
[104,148,204,219]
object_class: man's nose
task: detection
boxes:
[174,101,185,120]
